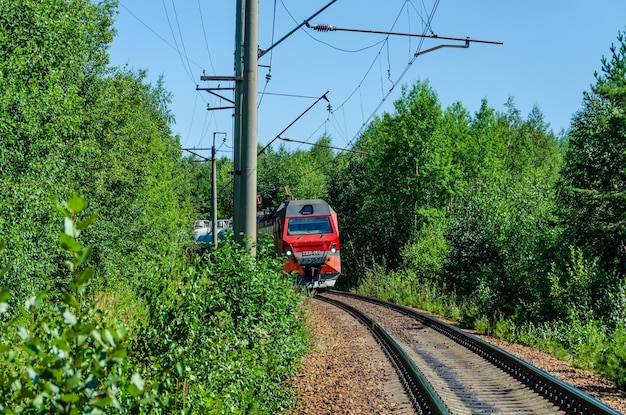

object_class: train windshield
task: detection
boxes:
[287,216,332,236]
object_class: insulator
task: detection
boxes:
[266,73,272,81]
[327,104,332,112]
[313,24,334,32]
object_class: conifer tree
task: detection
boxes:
[558,28,626,273]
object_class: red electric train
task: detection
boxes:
[257,198,341,289]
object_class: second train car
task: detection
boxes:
[257,198,341,289]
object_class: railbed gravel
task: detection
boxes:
[288,297,626,414]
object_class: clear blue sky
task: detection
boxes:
[109,1,626,157]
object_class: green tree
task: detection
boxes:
[0,0,117,298]
[257,136,334,208]
[0,0,194,304]
[80,70,193,281]
[444,101,562,322]
[185,154,234,219]
[558,28,626,273]
[329,81,454,277]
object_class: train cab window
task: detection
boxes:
[300,204,314,215]
[287,216,332,235]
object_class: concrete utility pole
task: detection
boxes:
[211,139,218,246]
[233,0,244,240]
[239,0,258,253]
[201,1,258,253]
[212,132,226,247]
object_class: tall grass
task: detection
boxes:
[356,266,626,389]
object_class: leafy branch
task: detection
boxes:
[0,194,148,414]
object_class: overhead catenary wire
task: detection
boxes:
[187,91,199,146]
[280,137,371,156]
[265,0,417,152]
[308,23,503,46]
[258,0,278,109]
[276,0,388,55]
[294,1,432,151]
[411,0,437,36]
[196,0,217,77]
[288,0,501,153]
[209,2,443,201]
[120,1,499,167]
[316,0,499,150]
[118,1,227,149]
[162,0,195,84]
[257,91,330,156]
[345,0,442,148]
[259,0,339,58]
[318,0,413,147]
[118,2,205,71]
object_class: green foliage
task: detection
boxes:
[337,65,626,387]
[549,247,596,318]
[0,2,309,412]
[445,176,559,322]
[0,0,195,306]
[257,136,334,209]
[80,69,194,285]
[509,318,626,388]
[1,196,309,413]
[400,209,448,281]
[473,316,491,335]
[0,194,151,413]
[605,324,626,388]
[0,0,117,303]
[354,268,463,324]
[329,81,455,281]
[185,155,234,219]
[557,28,626,274]
[493,317,517,342]
[132,236,308,413]
[548,245,624,329]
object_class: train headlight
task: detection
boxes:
[285,249,293,257]
[331,244,337,254]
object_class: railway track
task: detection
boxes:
[316,291,621,415]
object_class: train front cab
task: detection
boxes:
[281,200,341,290]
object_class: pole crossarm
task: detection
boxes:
[415,40,470,57]
[308,24,503,46]
[258,0,338,58]
[207,105,235,111]
[196,86,235,104]
[257,91,330,156]
[183,148,210,161]
[200,75,243,82]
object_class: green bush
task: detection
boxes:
[493,316,517,342]
[604,324,626,389]
[0,196,311,413]
[132,234,308,414]
[0,194,151,414]
[473,316,491,335]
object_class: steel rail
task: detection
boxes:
[328,290,621,415]
[315,294,449,415]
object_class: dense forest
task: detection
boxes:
[0,1,305,412]
[1,0,625,412]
